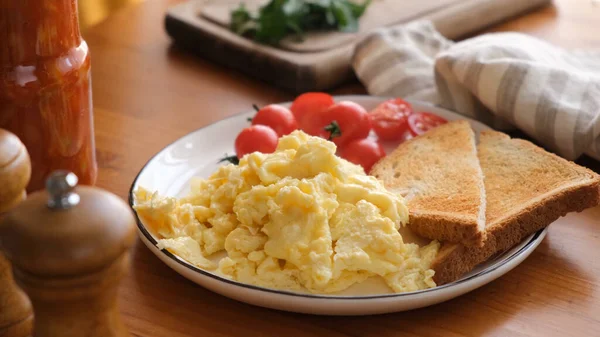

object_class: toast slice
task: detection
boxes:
[432,131,600,285]
[371,120,486,247]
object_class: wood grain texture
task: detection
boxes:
[1,185,137,337]
[85,0,600,336]
[0,129,33,337]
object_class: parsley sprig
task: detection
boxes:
[231,0,371,45]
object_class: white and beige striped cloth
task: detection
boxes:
[352,21,600,161]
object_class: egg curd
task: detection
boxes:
[134,130,440,294]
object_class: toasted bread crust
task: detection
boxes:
[371,120,486,247]
[409,212,485,247]
[432,165,600,285]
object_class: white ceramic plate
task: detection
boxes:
[129,95,547,315]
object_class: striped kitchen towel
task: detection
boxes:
[352,20,600,161]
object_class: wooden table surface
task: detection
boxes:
[85,1,600,336]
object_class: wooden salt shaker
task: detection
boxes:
[0,170,136,337]
[0,129,33,337]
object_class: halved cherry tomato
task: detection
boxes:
[290,92,335,130]
[235,125,279,158]
[369,98,412,141]
[307,101,371,146]
[339,138,386,173]
[252,104,298,136]
[407,112,448,136]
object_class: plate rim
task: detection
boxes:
[128,95,546,300]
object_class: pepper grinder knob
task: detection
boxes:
[46,170,80,209]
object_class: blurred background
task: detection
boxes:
[79,0,145,29]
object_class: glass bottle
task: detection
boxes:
[0,0,97,192]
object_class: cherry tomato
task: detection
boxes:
[300,112,329,138]
[339,139,386,173]
[290,92,335,130]
[407,112,448,136]
[235,125,279,158]
[251,104,298,136]
[308,101,371,146]
[398,131,414,144]
[369,98,412,141]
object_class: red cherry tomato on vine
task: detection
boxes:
[339,138,386,173]
[251,104,298,136]
[290,92,335,130]
[407,112,448,136]
[369,98,413,141]
[306,101,371,146]
[235,125,279,158]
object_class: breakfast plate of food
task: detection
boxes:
[129,95,600,315]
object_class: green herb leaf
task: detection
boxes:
[286,20,305,41]
[230,0,371,45]
[347,0,371,17]
[255,0,289,44]
[230,4,255,35]
[310,0,332,7]
[283,0,306,15]
[218,154,240,165]
[331,0,358,32]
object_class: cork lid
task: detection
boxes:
[0,171,136,276]
[0,129,31,213]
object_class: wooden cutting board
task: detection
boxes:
[165,0,551,93]
[200,0,463,53]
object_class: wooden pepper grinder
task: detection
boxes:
[0,170,136,337]
[0,129,33,337]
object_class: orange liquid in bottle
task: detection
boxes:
[0,0,97,192]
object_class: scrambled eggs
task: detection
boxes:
[134,130,439,294]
